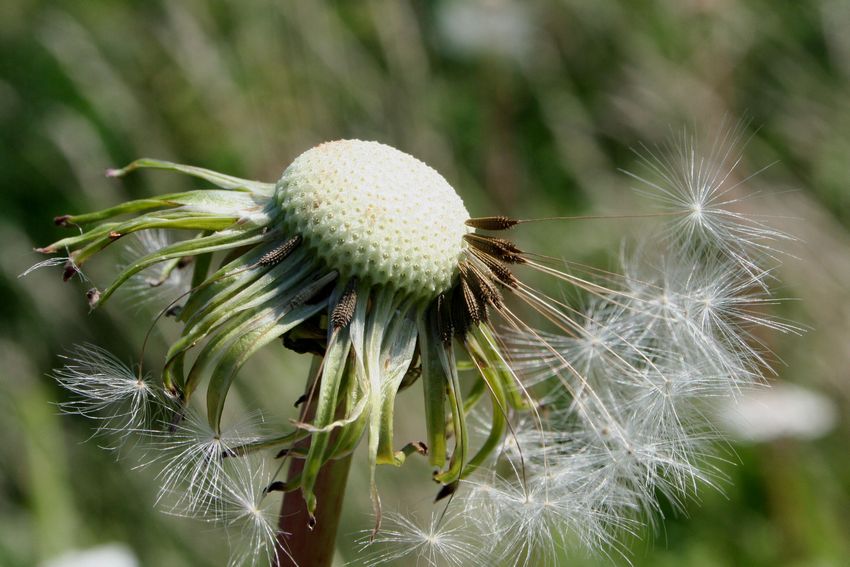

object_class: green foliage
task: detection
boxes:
[2,0,849,565]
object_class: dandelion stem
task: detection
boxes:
[277,453,352,567]
[277,356,352,567]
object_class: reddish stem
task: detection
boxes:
[276,356,352,567]
[276,454,353,567]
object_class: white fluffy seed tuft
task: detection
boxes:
[276,140,471,296]
[52,344,156,448]
[357,510,483,567]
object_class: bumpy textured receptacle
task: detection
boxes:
[276,140,471,296]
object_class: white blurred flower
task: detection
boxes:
[436,0,535,62]
[718,384,837,442]
[41,544,138,567]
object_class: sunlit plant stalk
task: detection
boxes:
[278,444,352,566]
[276,356,351,567]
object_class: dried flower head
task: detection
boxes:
[39,133,795,565]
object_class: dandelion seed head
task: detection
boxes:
[40,129,797,567]
[277,140,471,295]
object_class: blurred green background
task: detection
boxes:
[2,0,849,565]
